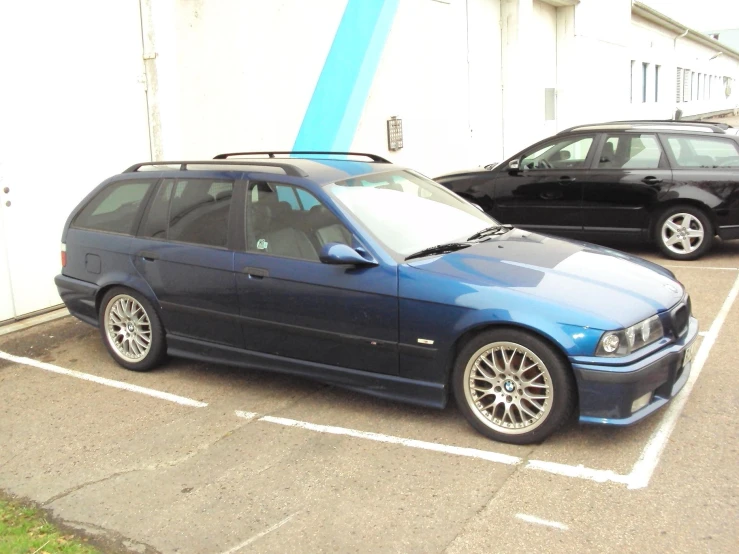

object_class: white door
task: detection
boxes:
[0,197,15,322]
[0,1,151,320]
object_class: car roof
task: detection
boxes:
[559,120,730,135]
[121,152,398,185]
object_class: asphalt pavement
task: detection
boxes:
[1,240,738,553]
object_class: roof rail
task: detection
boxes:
[123,160,308,177]
[558,120,728,134]
[213,151,392,163]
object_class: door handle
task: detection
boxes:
[242,266,269,279]
[138,251,159,261]
[558,176,576,183]
[642,176,663,185]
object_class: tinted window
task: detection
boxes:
[246,181,351,261]
[139,179,233,247]
[598,133,663,169]
[73,180,154,234]
[665,136,739,168]
[521,136,594,170]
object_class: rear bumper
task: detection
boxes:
[571,317,698,425]
[54,274,99,326]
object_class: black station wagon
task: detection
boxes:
[435,121,739,260]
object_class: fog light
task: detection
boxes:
[631,392,652,413]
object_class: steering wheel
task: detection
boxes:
[536,159,552,170]
[718,156,739,168]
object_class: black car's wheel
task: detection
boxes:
[452,328,576,445]
[98,287,166,371]
[654,205,713,260]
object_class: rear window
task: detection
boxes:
[73,180,154,234]
[665,136,739,168]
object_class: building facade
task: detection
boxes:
[1,0,738,321]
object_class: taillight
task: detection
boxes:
[61,243,67,267]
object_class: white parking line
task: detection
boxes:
[662,265,739,271]
[0,350,208,408]
[219,511,299,554]
[515,513,569,530]
[626,271,739,489]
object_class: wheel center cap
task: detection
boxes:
[503,380,516,393]
[127,322,135,333]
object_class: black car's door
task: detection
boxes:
[131,175,242,347]
[492,133,596,235]
[233,179,399,375]
[582,132,673,237]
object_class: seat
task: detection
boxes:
[308,205,352,246]
[599,142,616,168]
[262,227,319,261]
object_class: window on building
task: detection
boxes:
[655,65,660,102]
[676,67,682,103]
[73,180,154,235]
[630,61,635,103]
[642,62,648,103]
[684,69,691,102]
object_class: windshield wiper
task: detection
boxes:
[467,225,512,241]
[405,242,471,261]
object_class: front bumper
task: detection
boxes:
[571,317,698,425]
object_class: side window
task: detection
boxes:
[521,136,594,170]
[73,180,154,234]
[599,134,663,169]
[665,136,739,168]
[246,181,352,261]
[139,179,233,247]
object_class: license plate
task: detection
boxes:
[683,340,698,367]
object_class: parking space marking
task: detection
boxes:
[525,459,631,485]
[0,350,208,408]
[662,265,739,271]
[515,514,569,530]
[626,271,739,489]
[219,511,299,554]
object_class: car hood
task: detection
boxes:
[405,229,684,328]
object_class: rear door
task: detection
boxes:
[131,174,242,347]
[492,134,596,235]
[582,133,672,237]
[234,179,399,375]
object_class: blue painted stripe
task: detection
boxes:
[293,0,399,152]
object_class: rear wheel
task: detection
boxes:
[98,287,166,371]
[453,328,576,445]
[654,205,713,260]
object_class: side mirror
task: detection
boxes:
[508,159,521,174]
[319,243,378,266]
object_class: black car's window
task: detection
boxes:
[598,133,663,169]
[664,136,739,168]
[139,179,233,247]
[521,136,594,170]
[73,180,154,235]
[246,181,351,261]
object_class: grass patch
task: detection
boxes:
[0,498,101,554]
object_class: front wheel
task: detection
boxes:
[98,287,166,371]
[453,328,576,445]
[654,205,713,260]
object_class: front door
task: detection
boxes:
[0,205,15,321]
[582,133,672,236]
[492,134,596,235]
[235,180,399,375]
[131,176,242,347]
[0,2,150,320]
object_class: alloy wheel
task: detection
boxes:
[661,212,705,255]
[104,294,152,361]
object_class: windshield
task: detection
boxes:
[325,170,496,257]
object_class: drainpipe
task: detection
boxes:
[138,0,163,161]
[673,28,688,119]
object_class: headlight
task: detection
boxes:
[596,315,664,357]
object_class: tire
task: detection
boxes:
[98,287,166,371]
[452,328,576,445]
[654,205,713,261]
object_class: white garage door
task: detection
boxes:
[0,1,151,322]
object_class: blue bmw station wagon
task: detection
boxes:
[55,152,698,444]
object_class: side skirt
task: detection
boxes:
[167,334,447,409]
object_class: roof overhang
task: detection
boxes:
[632,1,739,62]
[540,0,580,7]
